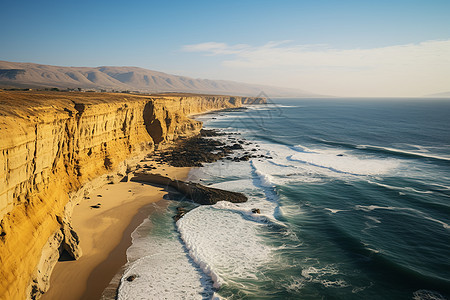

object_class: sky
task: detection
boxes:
[1,0,449,97]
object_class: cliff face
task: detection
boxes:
[0,91,265,300]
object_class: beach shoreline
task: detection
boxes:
[41,161,191,300]
[41,113,253,300]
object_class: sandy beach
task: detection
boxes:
[41,162,191,300]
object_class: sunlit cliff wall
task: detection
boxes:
[0,91,265,299]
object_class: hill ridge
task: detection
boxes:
[0,60,316,97]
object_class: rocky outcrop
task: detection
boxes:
[131,172,248,205]
[0,90,265,300]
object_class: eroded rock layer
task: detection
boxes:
[0,91,265,300]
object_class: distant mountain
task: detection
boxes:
[427,91,450,97]
[0,61,316,97]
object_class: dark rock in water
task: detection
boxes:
[337,154,344,157]
[173,212,185,222]
[126,275,137,282]
[90,204,101,209]
[157,130,247,167]
[252,208,261,214]
[174,206,191,221]
[235,155,250,161]
[132,173,248,205]
[97,194,102,197]
[200,129,225,137]
[177,206,187,212]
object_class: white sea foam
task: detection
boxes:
[365,216,381,224]
[365,247,380,254]
[301,265,348,289]
[301,265,340,278]
[363,216,381,231]
[355,205,449,229]
[250,146,324,185]
[290,147,399,176]
[176,205,273,289]
[426,182,450,191]
[413,289,447,300]
[118,218,215,300]
[254,166,276,187]
[247,142,401,182]
[208,179,256,193]
[355,205,414,212]
[357,144,450,162]
[283,276,305,292]
[324,208,348,214]
[368,180,433,194]
[351,282,374,294]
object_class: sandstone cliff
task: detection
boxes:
[0,91,265,300]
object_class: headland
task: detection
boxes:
[0,90,265,299]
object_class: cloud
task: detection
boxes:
[182,40,294,56]
[182,42,249,55]
[181,40,450,96]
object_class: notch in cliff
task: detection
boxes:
[0,222,6,240]
[143,101,164,144]
[56,215,81,260]
[72,102,86,117]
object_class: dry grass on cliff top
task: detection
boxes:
[0,90,238,118]
[0,90,149,107]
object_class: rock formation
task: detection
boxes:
[131,172,248,205]
[0,90,265,300]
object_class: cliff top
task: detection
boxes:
[0,90,262,119]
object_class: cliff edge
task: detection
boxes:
[0,90,265,300]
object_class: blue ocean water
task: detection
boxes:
[118,98,450,300]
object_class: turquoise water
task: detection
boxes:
[119,98,450,299]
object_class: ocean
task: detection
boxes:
[117,98,450,300]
